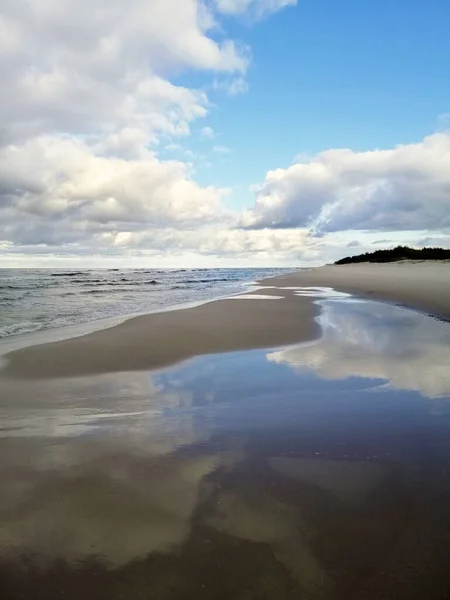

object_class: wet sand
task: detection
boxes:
[0,288,319,379]
[1,295,450,599]
[262,261,450,318]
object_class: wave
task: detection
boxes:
[0,321,44,338]
[78,280,160,287]
[182,278,231,284]
[51,272,86,277]
[0,282,54,292]
[80,288,134,295]
[71,279,103,284]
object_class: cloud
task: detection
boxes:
[242,133,450,235]
[214,0,297,18]
[0,0,250,147]
[94,227,317,261]
[0,129,321,267]
[3,1,447,267]
[0,136,228,248]
[0,0,260,263]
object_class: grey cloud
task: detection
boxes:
[242,134,450,235]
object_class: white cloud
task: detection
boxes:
[242,133,450,235]
[0,0,259,264]
[0,0,250,147]
[0,136,228,247]
[94,226,316,260]
[214,0,297,18]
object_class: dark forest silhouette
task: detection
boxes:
[335,245,450,265]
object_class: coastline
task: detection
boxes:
[261,261,450,320]
[2,260,449,381]
[0,287,320,380]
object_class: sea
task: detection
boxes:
[0,268,291,340]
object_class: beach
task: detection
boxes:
[2,263,450,599]
[262,261,450,318]
[1,261,450,380]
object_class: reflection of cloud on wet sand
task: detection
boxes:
[268,300,450,398]
[0,370,195,442]
[0,440,231,566]
[205,488,327,593]
[203,454,399,596]
[0,369,241,566]
[269,457,389,502]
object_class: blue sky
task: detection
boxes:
[180,0,450,203]
[1,0,450,267]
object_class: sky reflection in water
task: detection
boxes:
[1,292,450,600]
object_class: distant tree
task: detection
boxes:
[335,246,450,265]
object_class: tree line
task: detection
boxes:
[335,245,450,265]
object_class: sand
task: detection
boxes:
[1,260,449,380]
[0,288,319,379]
[262,261,450,319]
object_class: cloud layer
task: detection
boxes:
[1,0,449,265]
[0,0,252,262]
[243,133,450,235]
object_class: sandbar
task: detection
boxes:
[0,288,319,380]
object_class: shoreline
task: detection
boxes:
[1,260,449,381]
[0,284,272,358]
[0,287,320,380]
[260,261,450,320]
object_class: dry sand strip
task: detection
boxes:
[261,261,450,319]
[0,288,320,380]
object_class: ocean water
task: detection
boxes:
[0,267,290,339]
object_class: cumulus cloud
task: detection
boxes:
[0,0,256,262]
[242,133,450,235]
[0,0,250,145]
[0,136,229,248]
[95,227,317,262]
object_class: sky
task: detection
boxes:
[1,0,450,268]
